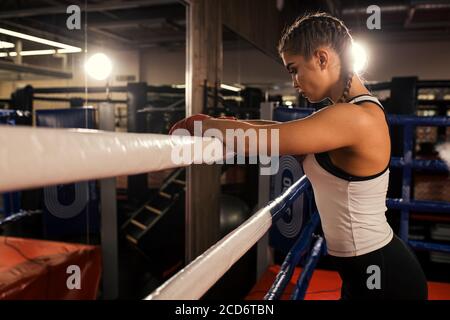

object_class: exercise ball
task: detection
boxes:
[220,194,249,237]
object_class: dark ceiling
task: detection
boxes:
[279,0,450,42]
[0,0,186,52]
[338,0,450,42]
[0,0,449,54]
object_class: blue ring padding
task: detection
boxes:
[264,211,320,300]
[291,236,326,300]
[386,199,450,214]
[269,175,311,223]
[408,240,450,253]
[387,115,450,126]
[0,109,16,116]
[390,158,449,172]
[0,109,18,125]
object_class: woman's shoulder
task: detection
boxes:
[315,102,373,124]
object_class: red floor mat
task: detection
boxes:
[246,265,450,300]
[0,236,102,300]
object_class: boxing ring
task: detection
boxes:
[145,113,450,300]
[1,111,450,300]
[0,123,324,300]
[146,175,318,300]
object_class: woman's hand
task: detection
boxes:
[169,114,237,136]
[169,114,211,135]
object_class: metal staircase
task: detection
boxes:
[121,168,185,247]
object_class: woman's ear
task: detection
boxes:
[314,48,329,70]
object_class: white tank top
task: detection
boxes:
[302,95,393,257]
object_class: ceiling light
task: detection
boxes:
[85,53,113,81]
[0,27,81,52]
[0,41,15,49]
[221,84,243,92]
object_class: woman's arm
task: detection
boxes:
[202,103,372,156]
[240,120,281,125]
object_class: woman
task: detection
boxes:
[170,12,428,300]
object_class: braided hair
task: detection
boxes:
[278,12,354,103]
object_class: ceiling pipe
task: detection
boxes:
[0,60,72,78]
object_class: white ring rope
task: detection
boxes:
[146,176,310,300]
[0,126,224,193]
[146,205,273,300]
[0,125,311,300]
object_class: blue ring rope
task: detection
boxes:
[291,236,326,300]
[264,211,320,300]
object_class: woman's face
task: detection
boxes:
[281,48,339,103]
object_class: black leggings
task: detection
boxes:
[331,235,428,300]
